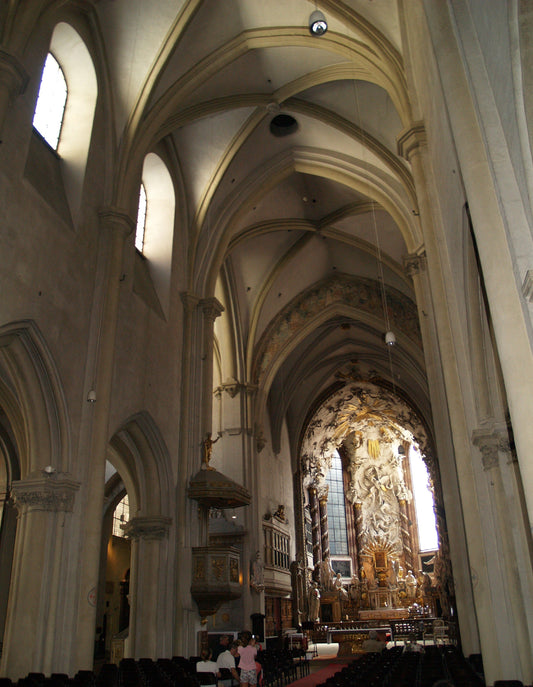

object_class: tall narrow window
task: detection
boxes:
[32,53,67,150]
[135,184,147,252]
[112,494,129,538]
[409,446,438,551]
[326,451,348,555]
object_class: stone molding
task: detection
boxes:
[396,121,427,161]
[98,207,135,238]
[0,50,29,101]
[11,472,80,513]
[122,516,172,541]
[522,270,533,302]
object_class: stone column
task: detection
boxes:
[123,517,172,659]
[343,470,357,564]
[198,298,224,547]
[308,487,321,569]
[75,208,133,669]
[1,471,79,679]
[200,298,225,435]
[318,489,330,562]
[353,502,365,573]
[175,293,223,655]
[0,50,28,140]
[473,426,533,684]
[423,0,533,537]
[398,499,413,572]
[398,123,488,661]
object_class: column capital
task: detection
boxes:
[122,516,172,540]
[0,50,29,101]
[397,121,427,161]
[214,379,258,398]
[11,471,80,513]
[98,207,135,238]
[180,291,201,313]
[472,424,510,471]
[318,485,329,502]
[200,296,224,322]
[403,250,427,277]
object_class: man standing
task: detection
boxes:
[213,634,230,661]
[362,630,386,653]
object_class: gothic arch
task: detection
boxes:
[104,411,174,660]
[0,320,70,476]
[252,274,422,420]
[108,411,173,518]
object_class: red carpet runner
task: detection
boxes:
[287,663,346,687]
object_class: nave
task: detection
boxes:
[1,3,533,687]
[0,643,493,687]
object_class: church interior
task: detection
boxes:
[1,1,533,686]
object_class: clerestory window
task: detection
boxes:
[32,53,67,150]
[135,184,147,252]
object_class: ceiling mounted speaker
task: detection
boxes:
[309,10,327,36]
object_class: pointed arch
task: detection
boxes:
[108,411,173,518]
[0,320,70,476]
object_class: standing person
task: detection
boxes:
[403,633,424,653]
[217,641,240,686]
[213,634,230,661]
[361,629,386,653]
[238,631,257,687]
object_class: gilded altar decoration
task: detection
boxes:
[195,558,205,580]
[229,558,239,583]
[212,557,225,580]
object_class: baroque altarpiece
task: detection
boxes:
[294,382,454,625]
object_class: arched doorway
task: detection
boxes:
[95,472,132,664]
[0,411,20,653]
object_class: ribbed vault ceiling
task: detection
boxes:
[91,0,428,453]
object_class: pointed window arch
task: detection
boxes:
[32,53,67,150]
[133,153,175,317]
[135,183,147,252]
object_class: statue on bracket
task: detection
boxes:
[250,551,265,592]
[202,432,221,469]
[308,581,321,622]
[273,504,288,523]
[318,555,335,591]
